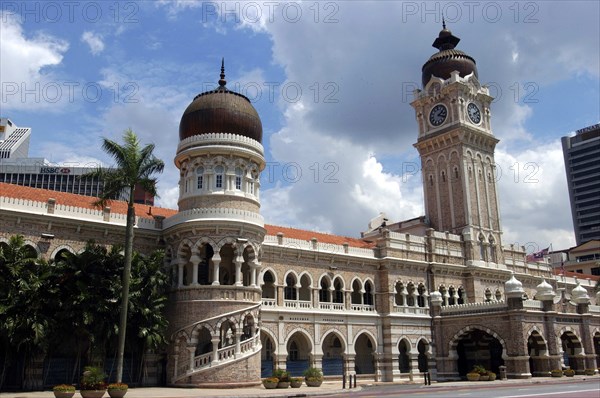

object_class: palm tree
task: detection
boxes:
[86,129,164,382]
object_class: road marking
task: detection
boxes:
[499,389,600,398]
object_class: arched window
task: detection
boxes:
[454,166,459,180]
[417,284,427,307]
[395,282,404,306]
[215,165,224,189]
[319,278,330,302]
[235,167,243,190]
[333,278,344,304]
[196,166,204,190]
[441,171,446,183]
[363,281,374,306]
[495,289,502,301]
[406,283,415,306]
[284,274,297,300]
[457,287,465,304]
[448,286,456,305]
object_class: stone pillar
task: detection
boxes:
[373,352,383,381]
[275,353,287,371]
[190,254,200,286]
[171,354,179,381]
[249,261,258,287]
[310,353,323,371]
[211,255,221,285]
[235,331,243,356]
[342,353,356,378]
[187,346,196,373]
[211,337,221,363]
[177,262,184,287]
[234,258,243,286]
[277,285,284,306]
[345,291,352,310]
[409,352,421,381]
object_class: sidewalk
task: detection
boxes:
[2,375,598,398]
[0,381,350,398]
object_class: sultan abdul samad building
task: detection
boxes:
[1,26,599,388]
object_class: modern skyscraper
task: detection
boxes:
[561,123,600,245]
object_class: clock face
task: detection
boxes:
[429,104,447,126]
[467,103,481,124]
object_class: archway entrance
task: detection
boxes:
[527,331,548,376]
[355,333,375,375]
[560,331,583,371]
[322,333,344,376]
[593,332,600,368]
[398,339,411,373]
[286,332,311,376]
[260,333,275,378]
[455,329,504,377]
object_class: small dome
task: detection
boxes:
[179,60,263,143]
[505,272,524,298]
[429,291,443,306]
[535,279,555,301]
[421,25,478,87]
[571,281,590,304]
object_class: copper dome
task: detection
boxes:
[179,61,263,143]
[421,25,478,87]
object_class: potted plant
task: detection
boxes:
[290,377,303,388]
[273,368,290,388]
[107,383,128,398]
[487,371,496,381]
[52,384,76,398]
[303,367,323,387]
[262,377,279,389]
[564,368,575,377]
[79,366,107,398]
[467,365,485,381]
[466,371,480,381]
[551,369,563,377]
[584,368,596,376]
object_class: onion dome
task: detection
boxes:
[571,279,590,304]
[535,279,555,301]
[505,272,524,298]
[179,59,263,143]
[421,21,478,87]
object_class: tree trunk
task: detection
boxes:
[116,202,135,383]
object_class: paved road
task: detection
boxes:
[315,379,600,398]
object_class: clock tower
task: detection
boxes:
[411,24,503,265]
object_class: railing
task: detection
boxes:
[218,345,236,361]
[441,300,506,314]
[171,286,261,302]
[194,352,212,368]
[393,305,429,315]
[523,299,544,310]
[262,298,276,307]
[351,304,376,312]
[284,300,312,309]
[319,302,345,311]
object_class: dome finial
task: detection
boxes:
[442,14,446,30]
[218,57,227,88]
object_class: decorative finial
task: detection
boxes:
[218,57,227,87]
[442,14,446,30]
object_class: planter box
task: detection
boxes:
[290,380,302,388]
[466,373,480,381]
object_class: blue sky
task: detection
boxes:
[1,1,599,252]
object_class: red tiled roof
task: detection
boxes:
[264,224,374,249]
[553,269,600,281]
[0,183,374,248]
[0,182,177,220]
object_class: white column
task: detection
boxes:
[211,337,220,363]
[187,346,195,372]
[212,255,221,285]
[190,254,200,286]
[234,257,243,286]
[177,262,184,287]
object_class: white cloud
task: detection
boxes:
[0,14,68,110]
[81,31,105,55]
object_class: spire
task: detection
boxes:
[432,20,460,51]
[218,58,227,88]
